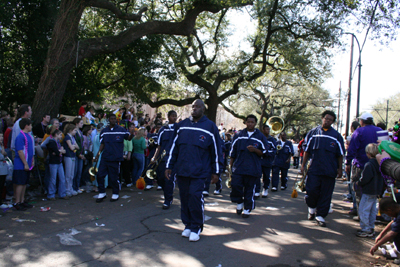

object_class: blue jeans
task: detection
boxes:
[359,193,377,232]
[132,153,145,183]
[48,163,66,198]
[73,157,83,191]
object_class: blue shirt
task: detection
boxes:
[14,132,34,170]
[272,140,293,169]
[158,124,176,161]
[166,116,223,178]
[305,126,345,178]
[230,128,269,178]
[100,125,129,161]
[346,125,382,169]
[262,136,277,167]
[63,134,76,158]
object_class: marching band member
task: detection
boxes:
[260,125,277,198]
[301,110,345,227]
[165,100,223,242]
[229,115,269,218]
[94,114,134,203]
[271,132,293,191]
[151,111,178,209]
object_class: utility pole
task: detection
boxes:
[386,100,389,128]
[345,36,354,137]
[338,81,341,132]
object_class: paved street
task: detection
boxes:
[0,169,391,267]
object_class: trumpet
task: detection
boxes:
[149,138,155,144]
[277,145,282,150]
[146,150,166,179]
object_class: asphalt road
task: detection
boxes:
[0,169,392,267]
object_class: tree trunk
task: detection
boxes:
[205,93,219,123]
[32,0,85,122]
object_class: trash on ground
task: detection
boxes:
[120,204,123,206]
[8,235,13,237]
[57,228,82,246]
[13,218,36,223]
[138,192,142,194]
[127,200,131,202]
[205,202,219,206]
[40,207,51,212]
[95,223,105,227]
[265,207,279,211]
[121,195,130,199]
[205,215,212,221]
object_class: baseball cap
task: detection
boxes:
[358,112,373,121]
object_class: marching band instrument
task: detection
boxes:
[266,116,285,135]
[225,157,232,189]
[146,150,166,179]
[292,160,311,196]
[89,165,98,182]
[148,138,155,144]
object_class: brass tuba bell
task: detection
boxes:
[266,116,285,135]
[89,166,98,181]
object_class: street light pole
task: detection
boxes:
[345,36,354,138]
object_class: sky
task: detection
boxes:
[227,8,399,133]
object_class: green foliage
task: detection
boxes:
[0,0,59,112]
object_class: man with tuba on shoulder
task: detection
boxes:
[271,132,294,191]
[301,110,345,227]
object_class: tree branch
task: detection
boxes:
[87,0,148,21]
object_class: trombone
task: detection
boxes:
[294,160,311,192]
[146,150,166,179]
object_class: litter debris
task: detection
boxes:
[205,202,219,206]
[13,218,36,223]
[40,207,51,212]
[265,207,279,211]
[121,195,131,199]
[205,215,212,221]
[138,192,142,194]
[57,228,82,246]
[120,204,123,207]
[8,235,13,238]
[96,223,105,227]
[127,200,131,203]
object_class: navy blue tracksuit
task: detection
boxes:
[156,124,176,206]
[305,126,345,218]
[272,140,294,188]
[255,136,277,192]
[166,116,223,233]
[204,137,225,193]
[97,125,130,195]
[229,129,269,211]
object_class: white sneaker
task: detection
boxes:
[214,189,221,195]
[111,194,119,200]
[271,187,277,191]
[71,190,78,196]
[202,191,209,196]
[181,229,191,238]
[262,189,268,198]
[0,204,8,209]
[145,185,153,190]
[189,231,201,242]
[254,192,260,198]
[242,209,251,218]
[98,193,106,199]
[77,189,84,194]
[236,203,244,214]
[157,186,162,191]
[126,183,133,188]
